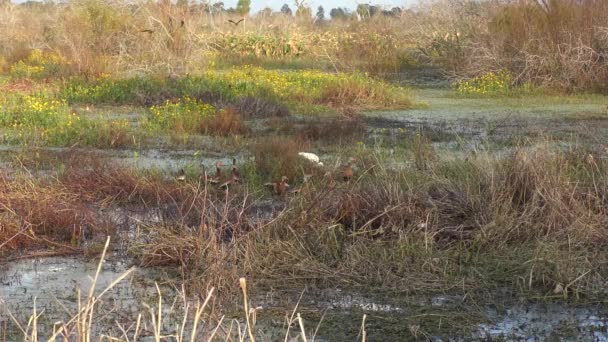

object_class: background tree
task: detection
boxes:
[258,7,273,18]
[315,5,325,22]
[280,3,292,16]
[382,7,402,17]
[294,0,311,19]
[356,4,379,19]
[211,2,225,13]
[329,7,349,20]
[235,0,250,16]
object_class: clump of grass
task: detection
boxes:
[250,136,310,182]
[454,70,515,96]
[59,153,173,205]
[143,97,248,137]
[203,107,248,136]
[0,173,100,256]
[319,73,410,108]
[205,66,411,111]
[231,96,290,118]
[0,93,85,145]
[295,116,367,144]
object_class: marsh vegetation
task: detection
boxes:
[1,0,608,340]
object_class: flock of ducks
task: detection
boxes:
[175,153,357,196]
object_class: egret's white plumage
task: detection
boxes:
[298,152,323,166]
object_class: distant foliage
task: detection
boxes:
[294,0,311,18]
[235,0,251,16]
[329,7,349,20]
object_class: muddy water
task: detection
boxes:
[476,303,608,341]
[0,256,183,338]
[2,256,607,340]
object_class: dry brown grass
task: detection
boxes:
[486,146,608,243]
[231,97,290,118]
[250,135,311,181]
[59,153,169,205]
[483,0,608,91]
[0,173,99,256]
[203,107,249,136]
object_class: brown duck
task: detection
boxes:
[231,158,241,179]
[219,164,242,189]
[342,158,356,182]
[206,161,225,184]
[265,176,289,195]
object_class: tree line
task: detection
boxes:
[197,0,403,20]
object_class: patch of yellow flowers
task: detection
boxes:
[147,97,215,132]
[0,93,85,144]
[455,70,513,96]
[204,66,374,103]
[8,49,69,79]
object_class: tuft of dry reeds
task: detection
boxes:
[203,107,249,137]
[250,135,311,182]
[0,172,99,256]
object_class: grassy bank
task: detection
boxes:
[0,70,409,147]
[61,67,411,111]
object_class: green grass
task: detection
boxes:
[0,92,135,147]
[60,67,412,113]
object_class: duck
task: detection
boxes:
[206,161,225,184]
[219,173,238,189]
[176,169,186,182]
[265,176,289,195]
[342,157,356,182]
[220,164,242,187]
[231,158,241,179]
[298,152,324,167]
